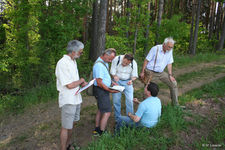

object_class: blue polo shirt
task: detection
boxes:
[135,96,162,128]
[93,57,111,87]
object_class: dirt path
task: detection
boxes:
[0,60,225,149]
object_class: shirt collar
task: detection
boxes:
[63,54,73,61]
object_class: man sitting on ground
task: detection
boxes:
[116,82,162,130]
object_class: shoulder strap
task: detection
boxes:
[95,60,109,74]
[153,46,159,71]
[117,56,120,66]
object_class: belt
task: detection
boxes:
[149,70,160,73]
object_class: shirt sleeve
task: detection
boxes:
[56,61,73,86]
[146,46,156,62]
[131,60,138,78]
[135,102,146,118]
[93,63,105,79]
[168,50,174,64]
[110,56,118,76]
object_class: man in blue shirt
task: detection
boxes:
[116,82,161,129]
[93,48,119,136]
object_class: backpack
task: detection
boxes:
[86,61,109,96]
[117,55,133,69]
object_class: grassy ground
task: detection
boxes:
[83,77,225,150]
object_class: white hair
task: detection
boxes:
[163,37,176,45]
[66,40,84,53]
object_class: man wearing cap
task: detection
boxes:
[55,40,87,150]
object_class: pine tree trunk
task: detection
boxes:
[126,0,131,39]
[189,0,196,54]
[133,3,140,55]
[89,0,99,60]
[155,0,164,45]
[96,0,108,58]
[192,0,201,55]
[209,0,215,40]
[216,14,225,51]
[144,2,151,55]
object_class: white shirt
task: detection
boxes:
[55,55,82,107]
[146,45,174,73]
[110,55,138,80]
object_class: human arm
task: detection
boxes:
[96,78,119,93]
[66,78,86,89]
[133,98,140,104]
[139,59,149,79]
[128,112,141,123]
[127,77,137,85]
[167,63,176,82]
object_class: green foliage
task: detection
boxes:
[151,14,190,54]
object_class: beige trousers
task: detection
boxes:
[143,69,179,106]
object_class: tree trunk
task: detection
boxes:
[89,0,99,60]
[192,0,201,55]
[144,2,151,55]
[216,14,225,51]
[169,0,173,19]
[189,0,196,54]
[126,0,131,39]
[133,3,140,55]
[155,0,164,45]
[209,0,215,40]
[96,0,108,59]
[215,2,222,40]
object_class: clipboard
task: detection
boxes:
[75,78,96,95]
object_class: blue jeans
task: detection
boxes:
[112,80,134,122]
[115,115,142,131]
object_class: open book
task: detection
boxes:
[75,79,96,95]
[109,85,125,92]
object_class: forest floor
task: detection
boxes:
[0,59,225,150]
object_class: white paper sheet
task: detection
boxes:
[109,85,125,92]
[75,78,96,95]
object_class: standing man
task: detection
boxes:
[110,54,138,123]
[55,40,87,150]
[93,48,119,136]
[116,82,161,130]
[140,37,179,106]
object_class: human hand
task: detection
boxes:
[128,112,132,117]
[109,89,120,93]
[133,98,139,104]
[113,76,119,82]
[139,72,144,79]
[81,81,88,87]
[112,81,118,86]
[127,80,132,85]
[169,75,176,82]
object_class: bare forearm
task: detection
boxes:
[167,64,173,75]
[141,59,148,73]
[66,79,84,89]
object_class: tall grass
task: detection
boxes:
[0,82,57,115]
[84,105,188,150]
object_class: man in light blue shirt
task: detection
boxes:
[92,48,119,136]
[116,82,161,129]
[140,37,179,106]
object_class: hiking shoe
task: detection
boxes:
[93,129,101,136]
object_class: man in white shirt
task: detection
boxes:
[55,40,87,150]
[140,37,179,106]
[110,54,138,123]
